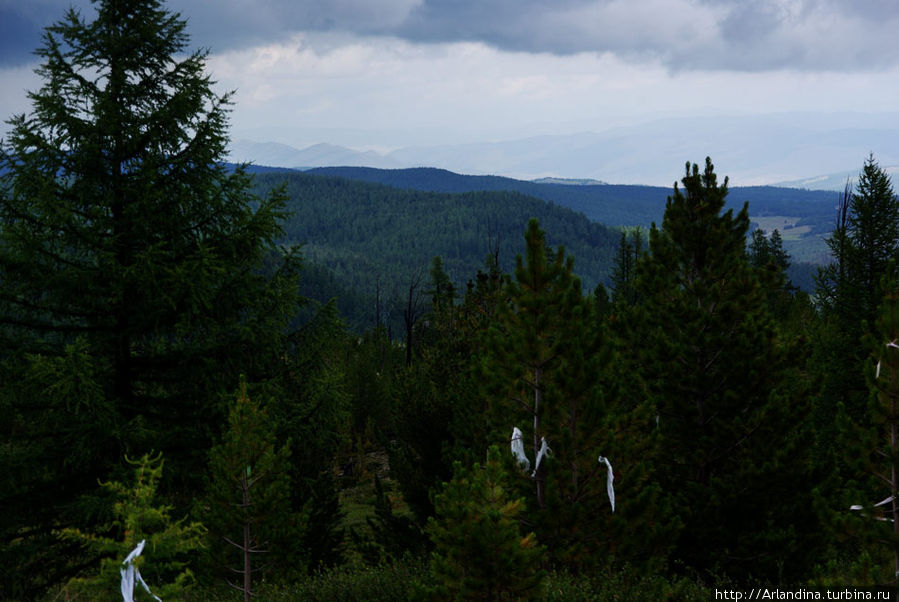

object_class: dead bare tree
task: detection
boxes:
[403,270,425,366]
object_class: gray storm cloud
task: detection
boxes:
[1,0,898,71]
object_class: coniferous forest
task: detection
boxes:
[3,1,899,600]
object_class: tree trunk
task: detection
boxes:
[534,366,545,509]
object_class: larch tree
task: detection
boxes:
[200,381,298,598]
[0,0,299,595]
[60,453,206,601]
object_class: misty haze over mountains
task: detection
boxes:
[228,112,899,190]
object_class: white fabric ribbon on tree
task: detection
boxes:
[511,427,530,472]
[509,427,616,513]
[121,539,162,602]
[531,436,550,478]
[598,456,615,513]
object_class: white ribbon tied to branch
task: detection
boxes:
[509,427,551,477]
[121,539,162,602]
[532,436,551,478]
[598,456,615,513]
[850,495,894,522]
[511,427,530,472]
[876,340,899,379]
[509,427,615,513]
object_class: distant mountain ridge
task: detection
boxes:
[774,165,899,191]
[533,177,607,186]
[305,166,838,231]
[228,112,899,186]
[229,139,404,170]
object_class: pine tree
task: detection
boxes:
[278,301,349,572]
[846,157,899,324]
[480,219,667,571]
[625,158,813,580]
[0,0,299,594]
[482,219,594,509]
[829,264,899,585]
[428,255,457,314]
[749,228,789,274]
[427,446,546,601]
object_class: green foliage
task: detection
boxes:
[0,2,880,589]
[819,157,899,326]
[0,338,120,598]
[610,227,644,307]
[428,255,457,312]
[810,157,899,529]
[540,566,711,602]
[361,475,429,564]
[251,171,619,332]
[0,0,299,595]
[280,302,350,481]
[306,166,839,240]
[814,157,899,435]
[479,218,670,571]
[200,380,300,593]
[197,555,431,602]
[60,453,205,600]
[749,228,790,274]
[186,560,717,602]
[427,446,546,600]
[481,219,599,516]
[300,474,347,574]
[625,158,815,581]
[385,253,504,529]
[827,263,899,585]
[278,302,351,572]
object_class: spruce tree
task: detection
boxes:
[845,157,899,325]
[818,158,899,342]
[813,157,899,470]
[625,158,813,580]
[610,227,643,308]
[816,157,899,383]
[0,0,299,594]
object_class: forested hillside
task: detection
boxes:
[307,165,838,233]
[252,171,620,331]
[305,166,837,290]
[6,2,899,601]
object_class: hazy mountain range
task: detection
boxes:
[228,113,899,190]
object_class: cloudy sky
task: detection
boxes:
[2,0,899,182]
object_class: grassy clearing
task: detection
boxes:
[751,216,810,239]
[750,215,830,265]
